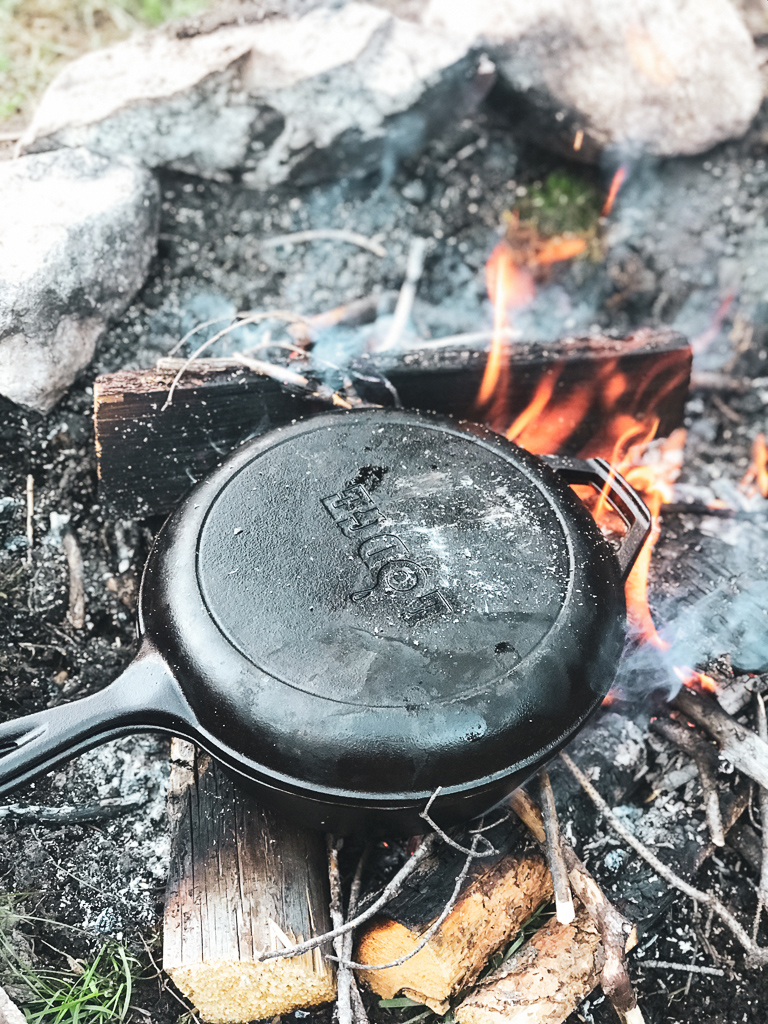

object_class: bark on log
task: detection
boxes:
[94,329,690,519]
[454,909,602,1024]
[355,816,552,1013]
[163,739,336,1024]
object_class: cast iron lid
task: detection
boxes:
[141,409,628,801]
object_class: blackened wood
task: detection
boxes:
[94,328,690,519]
[162,739,335,1024]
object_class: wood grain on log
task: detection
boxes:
[94,329,690,519]
[454,910,602,1024]
[355,817,552,1013]
[163,739,336,1024]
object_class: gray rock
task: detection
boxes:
[19,3,487,186]
[0,149,159,413]
[425,0,764,160]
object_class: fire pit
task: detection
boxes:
[3,2,768,1024]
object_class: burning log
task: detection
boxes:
[162,740,336,1024]
[94,329,691,519]
[354,816,552,1013]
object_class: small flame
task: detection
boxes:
[477,241,534,409]
[740,433,768,499]
[673,665,720,696]
[602,166,628,217]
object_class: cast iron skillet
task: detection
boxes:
[0,410,651,834]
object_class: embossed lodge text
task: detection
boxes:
[321,483,452,622]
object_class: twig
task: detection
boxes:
[345,844,372,1024]
[166,316,237,357]
[332,835,485,971]
[539,770,575,924]
[25,474,34,557]
[419,787,497,857]
[262,229,387,259]
[560,751,768,967]
[231,353,362,409]
[639,960,725,977]
[61,529,85,630]
[510,788,641,1023]
[652,717,724,846]
[754,693,768,939]
[160,310,308,410]
[328,837,353,1024]
[376,238,428,352]
[0,796,145,825]
[672,686,768,791]
[258,834,438,962]
[392,327,520,352]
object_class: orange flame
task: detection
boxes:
[740,433,768,499]
[673,665,720,696]
[477,242,534,408]
[602,166,628,217]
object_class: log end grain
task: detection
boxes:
[455,911,601,1024]
[168,954,336,1024]
[356,853,553,1012]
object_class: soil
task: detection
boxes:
[2,88,768,1022]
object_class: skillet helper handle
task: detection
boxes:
[0,644,190,799]
[542,454,652,581]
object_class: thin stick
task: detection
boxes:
[395,327,520,352]
[61,529,85,630]
[419,787,497,857]
[327,837,352,1024]
[639,960,725,977]
[345,844,372,1024]
[377,238,428,352]
[25,474,34,557]
[0,796,145,824]
[652,717,724,846]
[262,229,387,259]
[754,693,768,939]
[560,751,768,967]
[258,834,438,962]
[673,687,768,791]
[332,835,485,971]
[231,353,358,409]
[160,310,308,410]
[539,770,575,924]
[510,788,641,1023]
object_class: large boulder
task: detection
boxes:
[0,148,159,413]
[19,2,486,186]
[424,0,763,160]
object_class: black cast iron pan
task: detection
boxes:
[0,410,651,834]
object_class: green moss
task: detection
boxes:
[516,171,602,237]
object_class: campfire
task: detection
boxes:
[3,2,768,1024]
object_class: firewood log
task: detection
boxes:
[94,329,690,519]
[162,739,336,1024]
[454,909,602,1024]
[355,816,553,1013]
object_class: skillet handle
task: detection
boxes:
[0,643,191,799]
[542,454,652,581]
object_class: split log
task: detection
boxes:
[454,909,602,1024]
[94,328,690,519]
[355,815,553,1013]
[163,739,336,1024]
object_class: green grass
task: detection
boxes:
[517,171,603,237]
[0,896,144,1024]
[0,0,212,127]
